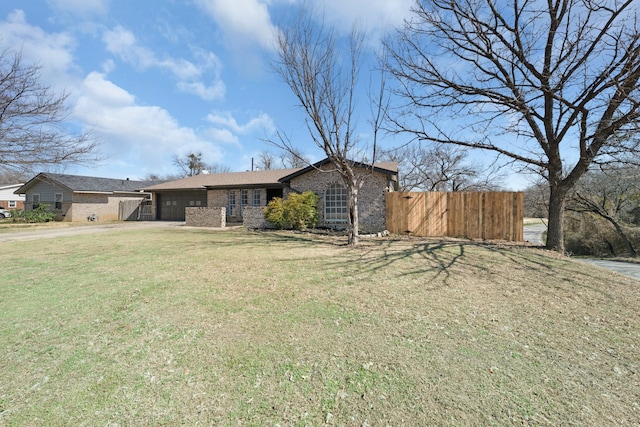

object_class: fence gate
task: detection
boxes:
[119,199,153,221]
[386,191,524,241]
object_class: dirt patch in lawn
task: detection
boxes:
[0,228,638,425]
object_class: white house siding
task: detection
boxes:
[287,165,392,233]
[0,184,25,210]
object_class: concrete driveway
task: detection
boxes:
[524,222,640,281]
[524,222,546,245]
[0,221,184,243]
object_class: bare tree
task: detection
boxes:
[271,9,384,245]
[0,49,98,174]
[385,0,640,252]
[143,172,181,181]
[255,151,276,170]
[208,162,232,174]
[381,144,502,191]
[0,169,30,185]
[255,149,309,170]
[173,152,205,176]
[279,147,309,169]
[523,180,550,219]
[172,152,230,177]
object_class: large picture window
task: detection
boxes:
[325,183,348,223]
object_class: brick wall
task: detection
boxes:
[243,206,273,229]
[185,207,226,227]
[65,194,149,222]
[0,200,24,210]
[288,164,392,233]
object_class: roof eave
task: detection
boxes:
[279,159,398,183]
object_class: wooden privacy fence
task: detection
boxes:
[386,192,524,241]
[118,199,153,221]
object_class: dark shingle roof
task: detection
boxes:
[16,173,157,194]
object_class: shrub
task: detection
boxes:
[284,191,318,230]
[564,212,640,257]
[8,209,24,223]
[264,191,318,230]
[23,205,55,223]
[264,197,286,229]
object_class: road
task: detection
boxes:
[523,222,546,246]
[0,221,184,243]
[524,222,640,281]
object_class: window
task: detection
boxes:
[8,201,16,208]
[54,193,63,210]
[253,189,261,206]
[32,194,40,209]
[228,191,236,216]
[241,189,248,206]
[325,183,348,223]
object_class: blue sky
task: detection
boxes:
[0,0,418,180]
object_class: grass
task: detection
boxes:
[0,226,639,426]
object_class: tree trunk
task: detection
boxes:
[602,215,637,258]
[347,182,360,245]
[546,185,567,252]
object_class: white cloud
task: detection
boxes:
[102,25,225,101]
[206,111,275,135]
[178,81,225,101]
[202,111,276,152]
[0,10,77,91]
[280,0,413,38]
[74,72,224,173]
[102,25,156,70]
[320,0,413,34]
[194,0,277,49]
[206,128,239,145]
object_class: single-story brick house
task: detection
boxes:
[0,183,25,211]
[15,173,156,222]
[143,158,398,233]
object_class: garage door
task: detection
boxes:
[157,191,207,221]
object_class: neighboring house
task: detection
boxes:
[15,173,156,222]
[143,158,398,233]
[0,184,25,210]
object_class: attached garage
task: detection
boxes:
[143,169,303,223]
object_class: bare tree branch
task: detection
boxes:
[0,49,99,174]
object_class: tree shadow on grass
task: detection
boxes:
[178,228,631,302]
[319,237,625,300]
